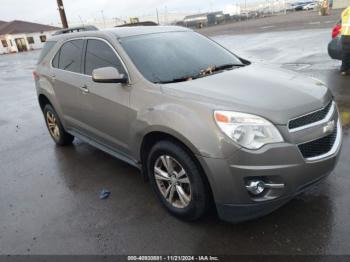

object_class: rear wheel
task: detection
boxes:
[43,104,74,146]
[147,140,210,221]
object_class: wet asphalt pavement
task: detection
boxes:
[0,25,350,255]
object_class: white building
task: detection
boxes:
[223,5,241,16]
[0,20,60,55]
[333,0,350,8]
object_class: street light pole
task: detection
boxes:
[56,0,68,28]
[156,8,160,25]
[101,10,106,28]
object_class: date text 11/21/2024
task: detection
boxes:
[127,256,220,261]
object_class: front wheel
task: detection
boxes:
[147,140,210,221]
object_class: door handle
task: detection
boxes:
[79,85,89,94]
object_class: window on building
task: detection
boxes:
[58,39,84,73]
[40,35,47,43]
[1,40,8,48]
[84,39,126,76]
[27,37,35,44]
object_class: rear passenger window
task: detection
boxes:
[84,39,125,76]
[58,40,84,73]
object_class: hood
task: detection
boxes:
[161,64,332,125]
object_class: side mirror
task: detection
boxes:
[92,67,128,84]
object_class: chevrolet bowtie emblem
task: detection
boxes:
[323,120,335,134]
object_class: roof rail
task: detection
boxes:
[53,25,98,36]
[116,21,158,27]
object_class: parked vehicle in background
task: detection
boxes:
[291,1,314,11]
[34,26,342,223]
[328,19,343,60]
[303,3,318,10]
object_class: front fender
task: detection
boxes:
[130,102,240,161]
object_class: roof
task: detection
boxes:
[110,26,191,38]
[0,20,60,35]
[207,11,224,16]
[50,26,192,42]
[184,13,208,20]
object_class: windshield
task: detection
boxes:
[119,31,244,83]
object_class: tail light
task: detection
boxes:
[332,24,342,39]
[33,71,39,81]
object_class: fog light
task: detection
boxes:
[245,180,285,196]
[246,180,265,195]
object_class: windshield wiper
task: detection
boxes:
[155,63,245,84]
[212,63,245,72]
[155,75,204,84]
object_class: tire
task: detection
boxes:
[43,104,74,146]
[147,140,210,221]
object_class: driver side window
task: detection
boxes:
[84,39,126,76]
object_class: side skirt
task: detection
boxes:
[68,129,141,170]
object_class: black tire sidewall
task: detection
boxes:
[147,140,208,220]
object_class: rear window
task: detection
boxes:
[37,41,56,64]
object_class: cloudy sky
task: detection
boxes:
[0,0,242,25]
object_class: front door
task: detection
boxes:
[77,39,132,154]
[15,38,27,52]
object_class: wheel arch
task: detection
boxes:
[38,94,53,112]
[139,129,202,165]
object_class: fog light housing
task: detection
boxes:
[246,180,265,195]
[245,179,285,196]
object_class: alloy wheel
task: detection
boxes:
[46,111,60,140]
[154,155,192,208]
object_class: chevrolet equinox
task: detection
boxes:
[34,26,342,222]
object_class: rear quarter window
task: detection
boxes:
[37,41,56,64]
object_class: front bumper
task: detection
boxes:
[198,120,342,223]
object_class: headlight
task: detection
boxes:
[214,111,284,150]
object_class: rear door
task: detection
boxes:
[51,39,86,129]
[77,38,132,154]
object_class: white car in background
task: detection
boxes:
[303,2,318,10]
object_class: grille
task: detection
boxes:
[289,101,333,130]
[298,125,337,159]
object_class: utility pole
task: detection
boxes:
[164,6,168,25]
[209,0,213,12]
[156,8,160,25]
[101,10,106,28]
[56,0,68,28]
[78,15,84,26]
